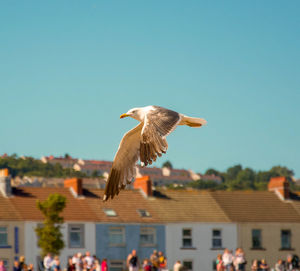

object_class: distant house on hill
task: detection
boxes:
[198,173,223,184]
[41,156,200,186]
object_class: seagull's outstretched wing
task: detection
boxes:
[140,106,181,166]
[103,123,143,201]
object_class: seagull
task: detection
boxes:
[103,106,207,201]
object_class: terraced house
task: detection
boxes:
[1,168,300,271]
[0,173,166,270]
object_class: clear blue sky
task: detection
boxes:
[1,1,299,177]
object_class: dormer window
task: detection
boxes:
[137,209,151,217]
[103,208,117,217]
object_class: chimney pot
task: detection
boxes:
[134,176,152,197]
[0,168,12,197]
[268,176,290,200]
[64,178,83,197]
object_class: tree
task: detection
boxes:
[0,155,87,178]
[205,168,220,176]
[91,170,99,178]
[226,164,242,181]
[270,166,294,180]
[35,193,66,257]
[162,161,173,169]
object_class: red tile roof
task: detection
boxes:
[1,187,300,224]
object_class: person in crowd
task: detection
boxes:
[93,259,101,271]
[150,250,159,271]
[142,259,151,271]
[158,252,168,271]
[274,259,285,271]
[173,261,183,271]
[127,250,139,271]
[72,253,82,271]
[222,249,233,271]
[44,254,53,271]
[51,256,61,271]
[251,260,258,271]
[84,252,94,271]
[234,248,246,271]
[27,264,34,271]
[0,260,6,271]
[286,254,294,271]
[260,259,269,271]
[101,259,108,271]
[19,256,27,271]
[13,260,21,271]
[216,254,224,271]
[67,257,75,271]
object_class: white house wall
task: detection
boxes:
[166,223,237,271]
[25,222,96,269]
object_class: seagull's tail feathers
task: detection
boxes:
[181,116,207,128]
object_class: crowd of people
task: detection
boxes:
[44,252,106,271]
[43,250,168,271]
[127,249,168,271]
[1,250,299,271]
[215,248,299,271]
[0,256,34,271]
[250,254,299,271]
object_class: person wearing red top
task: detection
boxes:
[142,259,151,271]
[101,259,108,271]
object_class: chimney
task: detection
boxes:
[268,176,290,200]
[64,178,83,197]
[134,176,152,197]
[0,169,12,197]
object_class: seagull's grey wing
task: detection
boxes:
[140,106,181,166]
[103,123,143,201]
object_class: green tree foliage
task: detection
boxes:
[205,168,221,176]
[91,170,99,178]
[35,193,66,257]
[270,166,294,181]
[226,164,243,181]
[187,165,296,192]
[162,160,173,169]
[0,155,87,178]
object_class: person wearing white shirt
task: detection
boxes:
[173,260,183,271]
[222,249,233,271]
[84,252,94,271]
[43,253,53,271]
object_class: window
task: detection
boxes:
[212,229,222,249]
[182,229,192,248]
[103,208,117,217]
[140,227,156,246]
[137,209,151,217]
[109,227,125,246]
[68,224,84,248]
[183,260,193,271]
[252,229,262,249]
[0,227,8,246]
[281,230,291,249]
[109,261,124,271]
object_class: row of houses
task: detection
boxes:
[41,155,222,186]
[1,169,300,271]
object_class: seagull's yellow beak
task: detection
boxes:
[120,113,129,119]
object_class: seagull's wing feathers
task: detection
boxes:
[103,123,143,201]
[140,106,181,166]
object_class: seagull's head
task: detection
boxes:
[120,107,145,121]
